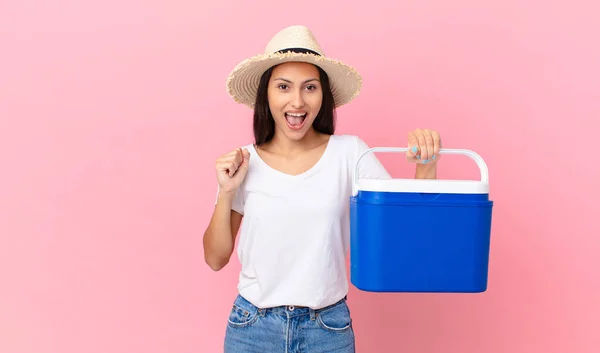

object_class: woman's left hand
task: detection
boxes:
[405,128,442,165]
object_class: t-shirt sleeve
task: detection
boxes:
[354,136,392,180]
[214,184,245,216]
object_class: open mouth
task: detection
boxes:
[284,112,307,130]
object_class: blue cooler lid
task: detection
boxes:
[352,147,489,196]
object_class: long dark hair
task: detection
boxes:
[253,63,336,146]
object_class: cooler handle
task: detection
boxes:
[353,147,489,196]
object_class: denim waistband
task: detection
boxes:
[233,294,347,319]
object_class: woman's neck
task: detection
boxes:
[264,128,327,155]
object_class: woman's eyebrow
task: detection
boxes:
[273,77,320,84]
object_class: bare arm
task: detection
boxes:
[415,163,437,179]
[203,147,250,272]
[203,191,243,271]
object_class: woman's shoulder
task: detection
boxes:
[329,133,362,147]
[329,134,370,153]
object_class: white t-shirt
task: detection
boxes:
[223,134,391,309]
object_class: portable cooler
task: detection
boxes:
[349,147,493,293]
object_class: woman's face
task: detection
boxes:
[267,62,323,141]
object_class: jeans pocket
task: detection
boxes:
[316,301,352,332]
[227,302,259,328]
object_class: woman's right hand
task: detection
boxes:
[216,148,250,193]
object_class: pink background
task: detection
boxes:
[1,1,598,352]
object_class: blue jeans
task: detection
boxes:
[224,294,355,352]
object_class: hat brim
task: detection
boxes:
[226,51,362,109]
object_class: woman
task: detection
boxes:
[203,25,441,352]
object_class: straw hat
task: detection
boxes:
[226,25,363,109]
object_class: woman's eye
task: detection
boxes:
[306,85,317,91]
[278,84,288,90]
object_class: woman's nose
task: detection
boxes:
[290,89,305,108]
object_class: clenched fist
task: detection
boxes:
[216,148,250,193]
